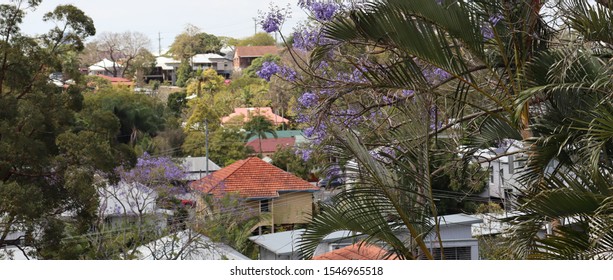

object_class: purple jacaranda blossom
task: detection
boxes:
[481,14,502,40]
[299,92,318,107]
[259,5,286,33]
[433,68,451,80]
[298,0,314,8]
[257,61,280,81]
[293,26,335,52]
[310,2,338,21]
[279,66,298,81]
[295,147,313,161]
[115,152,187,194]
[401,89,415,97]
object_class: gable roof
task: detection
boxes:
[312,243,399,260]
[246,137,295,154]
[234,46,279,58]
[180,157,222,180]
[89,58,122,71]
[191,157,318,199]
[221,107,289,125]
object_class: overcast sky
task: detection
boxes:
[20,0,308,53]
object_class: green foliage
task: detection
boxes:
[271,146,313,180]
[0,1,102,258]
[196,194,267,259]
[186,68,226,96]
[244,116,277,158]
[183,128,252,166]
[82,88,166,149]
[235,32,276,46]
[175,60,192,87]
[169,25,222,59]
[167,91,187,117]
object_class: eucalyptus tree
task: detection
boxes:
[0,0,102,258]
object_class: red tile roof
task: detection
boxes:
[96,74,134,85]
[246,137,295,154]
[312,243,399,260]
[191,157,318,199]
[234,46,279,58]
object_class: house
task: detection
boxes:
[473,142,525,207]
[147,56,181,84]
[88,58,124,77]
[248,229,359,260]
[221,107,289,126]
[233,46,279,71]
[133,230,250,260]
[246,137,295,157]
[191,53,233,78]
[147,54,233,85]
[421,213,483,260]
[97,182,171,231]
[312,242,399,260]
[181,156,222,181]
[191,157,319,232]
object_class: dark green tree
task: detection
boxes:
[0,1,103,258]
[244,116,277,158]
[271,146,313,180]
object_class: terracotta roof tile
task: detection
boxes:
[234,46,279,57]
[191,157,318,199]
[221,107,289,125]
[312,243,399,260]
[246,137,295,153]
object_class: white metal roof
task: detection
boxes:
[249,229,357,255]
[134,230,250,260]
[89,58,122,71]
[155,56,180,70]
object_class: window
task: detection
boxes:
[500,169,505,185]
[489,167,494,183]
[432,246,472,260]
[260,199,270,213]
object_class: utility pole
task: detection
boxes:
[157,32,161,55]
[205,119,209,176]
[253,18,257,35]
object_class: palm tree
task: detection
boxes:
[502,0,613,259]
[244,115,278,158]
[281,0,612,259]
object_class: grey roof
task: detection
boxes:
[249,229,306,255]
[249,229,357,255]
[181,157,221,180]
[437,213,483,226]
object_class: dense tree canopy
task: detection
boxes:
[169,24,223,59]
[0,0,98,255]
